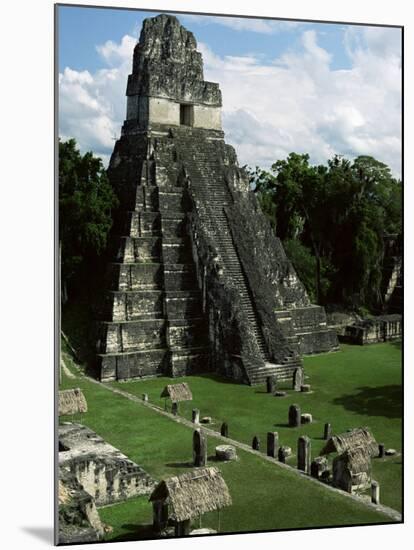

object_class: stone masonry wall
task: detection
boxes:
[59,423,155,506]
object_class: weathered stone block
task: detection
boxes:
[220,422,229,437]
[193,429,207,466]
[371,480,380,504]
[252,436,260,451]
[215,445,237,461]
[293,368,304,391]
[266,375,277,394]
[323,423,332,440]
[192,408,200,424]
[278,446,291,463]
[267,432,279,458]
[297,435,311,474]
[310,456,328,479]
[289,404,301,427]
[301,413,313,424]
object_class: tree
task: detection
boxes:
[59,138,118,300]
[251,152,402,311]
[254,153,330,302]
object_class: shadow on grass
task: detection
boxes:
[332,385,402,419]
[207,454,230,463]
[108,523,156,542]
[194,373,246,386]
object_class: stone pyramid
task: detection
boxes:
[96,14,338,385]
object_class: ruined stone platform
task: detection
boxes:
[341,314,402,345]
[59,423,155,506]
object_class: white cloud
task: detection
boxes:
[96,34,136,67]
[181,14,302,35]
[59,26,401,177]
[199,27,401,176]
[59,35,136,160]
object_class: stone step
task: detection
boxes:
[106,290,164,322]
[126,211,161,238]
[116,236,162,263]
[98,348,169,381]
[107,263,163,291]
[167,318,208,348]
[100,319,166,354]
[158,191,189,212]
[134,186,159,212]
[170,347,210,377]
[165,291,203,318]
[248,364,299,385]
[163,267,198,291]
[161,216,187,238]
[162,241,193,263]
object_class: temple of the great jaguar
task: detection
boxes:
[96,14,339,386]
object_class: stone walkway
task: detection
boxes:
[81,375,401,523]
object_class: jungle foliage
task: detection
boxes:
[59,138,118,300]
[249,153,402,310]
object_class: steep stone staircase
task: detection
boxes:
[157,180,210,376]
[99,129,302,384]
[170,129,301,384]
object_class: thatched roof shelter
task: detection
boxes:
[320,427,377,457]
[58,388,88,416]
[333,446,372,492]
[339,446,372,474]
[149,467,232,522]
[160,383,193,403]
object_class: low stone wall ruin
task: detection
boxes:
[342,314,402,345]
[59,423,155,506]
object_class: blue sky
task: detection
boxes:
[58,5,402,176]
[59,6,355,72]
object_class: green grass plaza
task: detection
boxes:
[60,339,402,541]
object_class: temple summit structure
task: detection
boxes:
[96,14,338,385]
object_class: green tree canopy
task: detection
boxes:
[59,138,118,299]
[250,153,402,310]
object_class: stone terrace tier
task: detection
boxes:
[97,158,211,380]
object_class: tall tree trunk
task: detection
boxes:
[308,232,322,304]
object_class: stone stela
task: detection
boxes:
[193,429,207,467]
[293,368,304,391]
[192,408,200,424]
[297,436,311,474]
[267,432,279,458]
[221,422,229,437]
[289,404,301,427]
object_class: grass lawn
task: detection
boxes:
[108,342,402,512]
[59,341,401,541]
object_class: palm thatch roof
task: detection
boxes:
[160,383,193,402]
[149,467,232,522]
[333,446,371,474]
[58,388,88,416]
[320,427,377,457]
